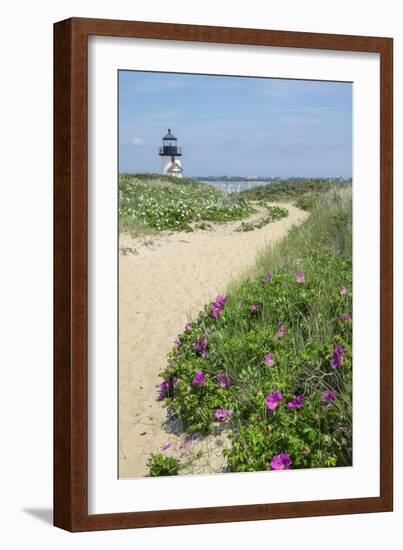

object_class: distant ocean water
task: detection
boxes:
[202,180,274,193]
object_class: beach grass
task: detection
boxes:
[241,178,350,211]
[154,185,353,474]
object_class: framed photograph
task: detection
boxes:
[54,17,393,531]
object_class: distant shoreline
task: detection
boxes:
[193,177,352,184]
[118,173,353,184]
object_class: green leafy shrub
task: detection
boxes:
[147,453,181,476]
[119,173,254,234]
[236,205,288,232]
[237,222,255,232]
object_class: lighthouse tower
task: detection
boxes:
[159,129,183,178]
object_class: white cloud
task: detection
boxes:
[131,137,145,146]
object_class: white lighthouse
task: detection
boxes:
[159,129,183,178]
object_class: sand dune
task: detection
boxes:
[118,203,309,478]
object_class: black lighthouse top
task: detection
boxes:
[159,129,182,157]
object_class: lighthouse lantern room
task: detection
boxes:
[159,129,183,178]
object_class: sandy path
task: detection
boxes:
[119,203,308,478]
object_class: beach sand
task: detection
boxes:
[118,203,309,478]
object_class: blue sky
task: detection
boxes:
[119,71,352,177]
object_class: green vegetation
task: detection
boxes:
[236,204,288,232]
[119,173,254,234]
[155,185,352,473]
[119,175,351,236]
[147,453,181,476]
[295,193,318,211]
[241,178,350,211]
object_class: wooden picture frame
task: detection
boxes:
[54,17,393,532]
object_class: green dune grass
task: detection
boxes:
[240,177,350,208]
